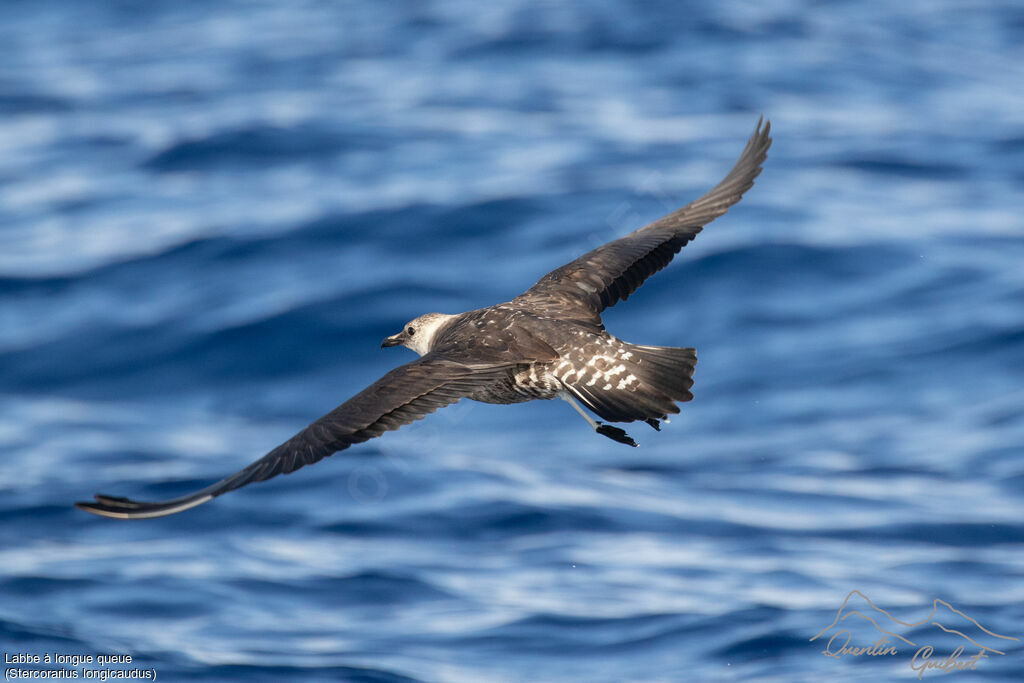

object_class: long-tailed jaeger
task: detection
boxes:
[77,119,771,519]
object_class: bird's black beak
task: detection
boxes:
[381,333,403,348]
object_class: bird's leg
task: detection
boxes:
[557,391,601,430]
[556,391,637,447]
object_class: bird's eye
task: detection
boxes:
[406,326,415,336]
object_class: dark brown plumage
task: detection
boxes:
[77,119,771,519]
[512,117,772,326]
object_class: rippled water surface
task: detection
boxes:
[2,1,1023,681]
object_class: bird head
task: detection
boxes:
[382,312,456,356]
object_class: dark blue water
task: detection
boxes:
[2,1,1023,681]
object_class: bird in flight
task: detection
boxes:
[77,119,772,519]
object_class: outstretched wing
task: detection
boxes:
[512,118,771,325]
[76,356,510,519]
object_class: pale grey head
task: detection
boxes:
[381,312,457,356]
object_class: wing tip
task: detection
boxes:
[75,492,214,520]
[750,115,773,156]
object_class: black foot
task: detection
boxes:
[645,418,661,431]
[596,423,638,447]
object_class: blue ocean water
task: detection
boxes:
[2,1,1023,680]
